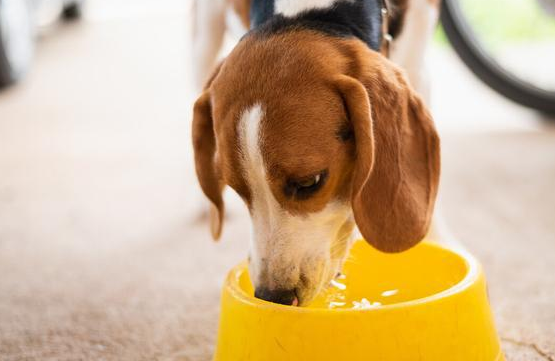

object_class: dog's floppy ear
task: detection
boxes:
[334,56,440,253]
[192,67,225,240]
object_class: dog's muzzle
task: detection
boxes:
[254,287,299,306]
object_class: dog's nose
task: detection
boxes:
[254,287,299,306]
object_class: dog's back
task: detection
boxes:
[193,0,439,99]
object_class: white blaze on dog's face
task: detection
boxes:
[192,31,441,306]
[237,104,356,305]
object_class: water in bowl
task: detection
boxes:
[306,241,467,309]
[239,241,468,309]
[309,272,403,309]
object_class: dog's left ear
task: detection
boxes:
[334,54,440,252]
[192,64,225,240]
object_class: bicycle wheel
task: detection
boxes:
[441,0,555,115]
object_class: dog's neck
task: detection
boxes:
[250,0,385,52]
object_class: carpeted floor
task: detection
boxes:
[441,132,555,361]
[1,1,554,360]
[1,131,554,361]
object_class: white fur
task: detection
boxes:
[192,0,228,93]
[389,0,439,103]
[275,0,355,17]
[238,105,352,300]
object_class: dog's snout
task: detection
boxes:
[254,287,299,306]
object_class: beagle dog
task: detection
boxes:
[192,0,441,306]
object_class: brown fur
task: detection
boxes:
[192,92,225,239]
[334,48,440,251]
[192,30,440,252]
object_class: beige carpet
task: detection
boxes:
[1,1,555,359]
[1,131,554,361]
[441,132,555,361]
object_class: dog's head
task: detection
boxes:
[192,30,440,306]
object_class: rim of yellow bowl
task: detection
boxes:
[224,242,482,313]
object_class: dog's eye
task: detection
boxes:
[284,170,328,200]
[298,174,321,188]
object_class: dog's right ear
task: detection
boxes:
[192,84,224,240]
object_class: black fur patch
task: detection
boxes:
[250,0,384,51]
[250,0,275,29]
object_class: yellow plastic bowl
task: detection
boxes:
[213,241,505,361]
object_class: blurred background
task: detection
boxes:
[0,0,553,359]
